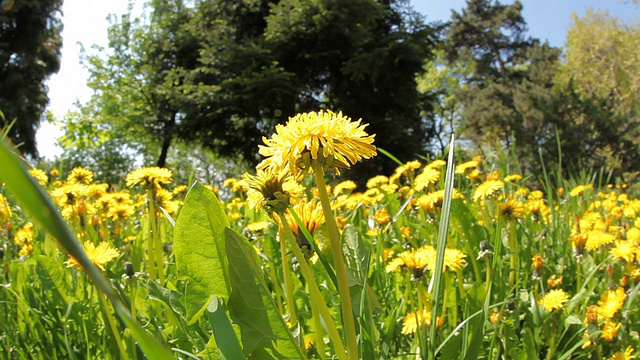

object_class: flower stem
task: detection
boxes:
[278,212,347,360]
[280,231,298,324]
[313,164,358,360]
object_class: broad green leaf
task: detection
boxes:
[225,227,305,359]
[37,255,71,304]
[174,182,230,323]
[0,138,174,360]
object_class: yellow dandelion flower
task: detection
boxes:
[385,256,405,273]
[382,248,395,261]
[610,240,638,262]
[608,346,637,360]
[416,189,464,212]
[389,246,436,280]
[626,227,640,242]
[547,275,563,288]
[285,199,325,240]
[400,226,412,240]
[65,241,120,271]
[372,208,391,225]
[500,196,525,221]
[602,320,621,341]
[28,168,48,187]
[455,159,479,174]
[528,190,544,200]
[246,221,271,233]
[389,160,422,184]
[503,174,522,182]
[13,222,34,254]
[242,168,304,215]
[540,289,569,312]
[366,175,389,189]
[107,203,135,222]
[0,193,12,222]
[439,247,467,272]
[532,254,544,278]
[257,110,376,175]
[414,166,441,191]
[155,188,180,215]
[426,159,446,169]
[570,184,593,197]
[223,177,245,193]
[486,171,501,181]
[66,167,94,185]
[333,180,357,197]
[126,167,173,188]
[585,230,616,251]
[401,308,445,335]
[597,287,626,319]
[172,184,188,196]
[473,180,504,202]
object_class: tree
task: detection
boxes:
[444,0,561,169]
[558,9,640,119]
[181,0,437,181]
[57,0,199,169]
[0,0,63,157]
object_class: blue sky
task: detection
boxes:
[38,0,640,157]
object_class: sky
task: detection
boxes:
[37,0,640,159]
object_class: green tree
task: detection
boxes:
[181,0,437,181]
[0,0,63,157]
[444,0,561,169]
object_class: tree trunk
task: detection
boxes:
[156,112,176,168]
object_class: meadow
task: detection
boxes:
[0,111,638,359]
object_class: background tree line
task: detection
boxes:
[3,0,640,185]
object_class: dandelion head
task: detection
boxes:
[67,167,94,185]
[126,167,173,188]
[540,289,569,312]
[257,110,376,175]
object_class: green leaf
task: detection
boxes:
[342,224,370,314]
[206,296,244,360]
[36,255,71,304]
[225,227,305,359]
[174,182,231,323]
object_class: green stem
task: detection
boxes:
[310,293,326,360]
[99,293,129,360]
[313,164,358,360]
[280,231,298,324]
[278,212,347,360]
[130,280,138,360]
[148,187,164,284]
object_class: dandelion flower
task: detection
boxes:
[597,287,626,319]
[585,230,615,251]
[67,167,94,185]
[333,180,357,197]
[126,167,173,188]
[570,184,593,197]
[242,168,304,215]
[257,110,376,175]
[610,240,638,262]
[65,241,120,271]
[455,159,479,174]
[500,196,525,221]
[608,346,637,360]
[28,168,48,187]
[473,180,504,202]
[540,289,569,312]
[414,166,441,191]
[284,199,325,253]
[602,320,621,341]
[401,308,444,334]
[372,208,391,225]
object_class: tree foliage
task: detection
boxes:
[444,0,561,169]
[58,0,436,183]
[0,0,63,157]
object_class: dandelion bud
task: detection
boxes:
[124,262,135,278]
